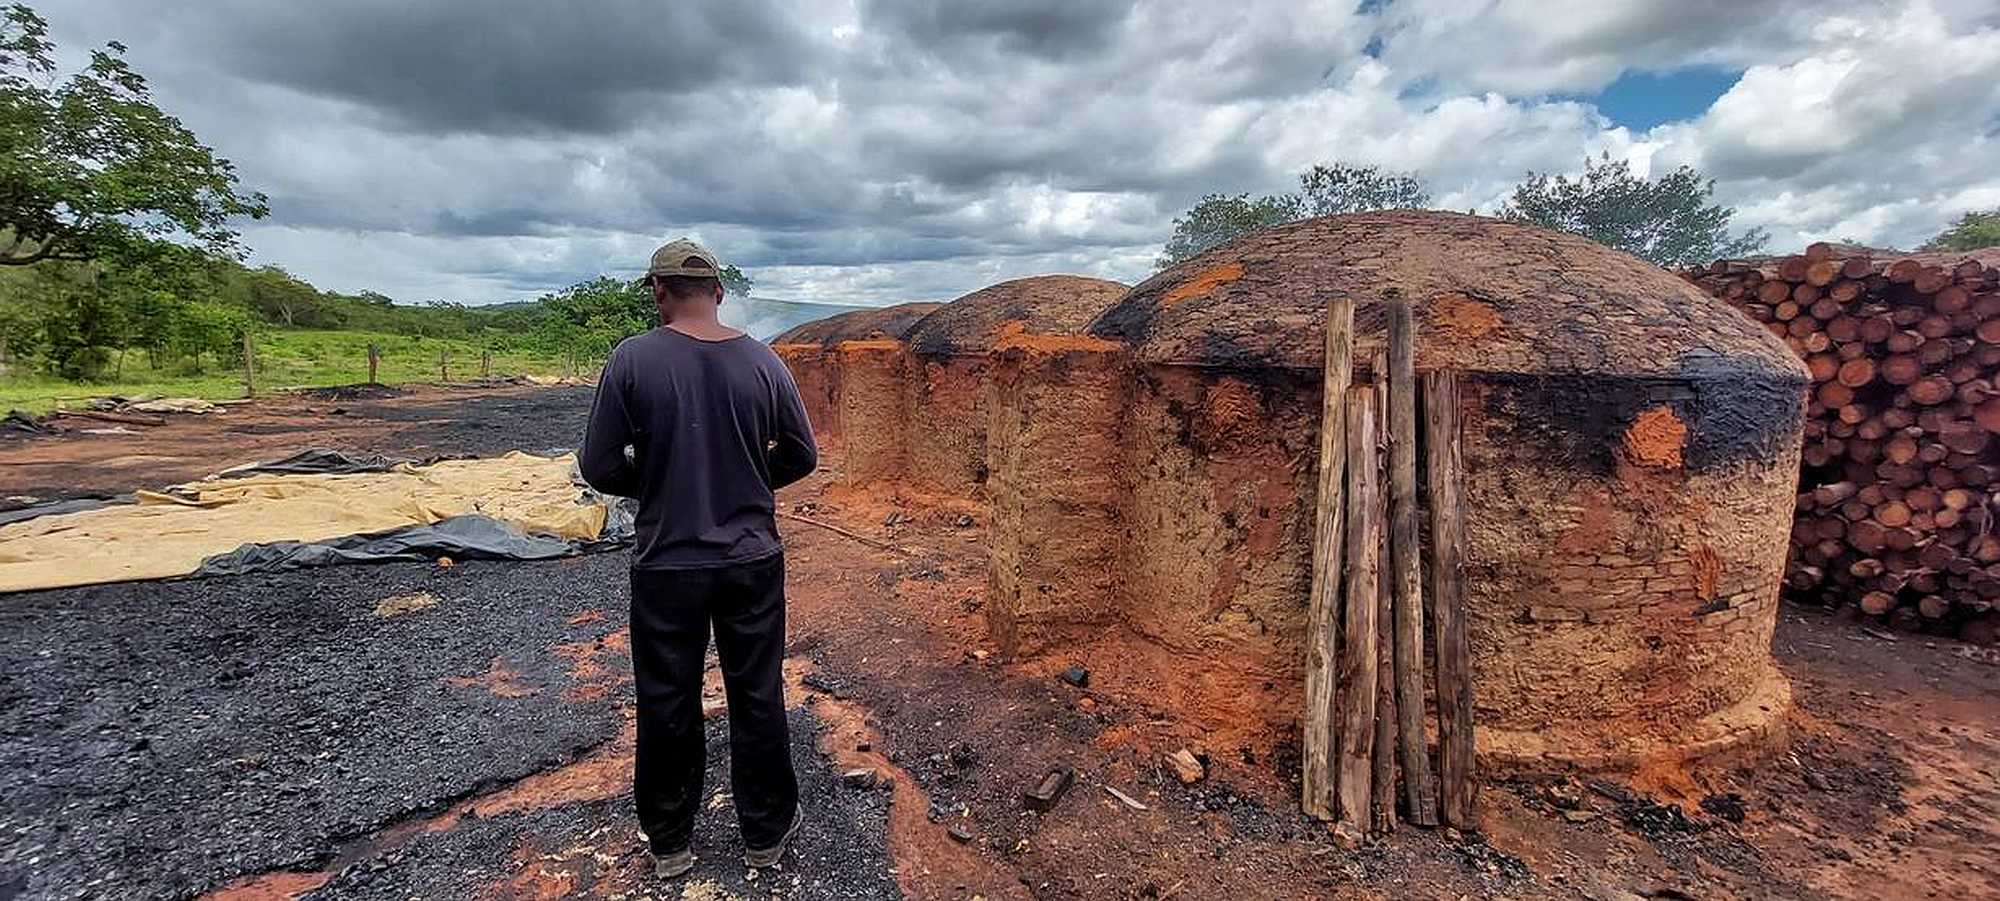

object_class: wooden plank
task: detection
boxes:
[1385,294,1439,826]
[1370,370,1398,834]
[55,408,165,427]
[1301,297,1355,821]
[1335,384,1381,826]
[1424,370,1478,829]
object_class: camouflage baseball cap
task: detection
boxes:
[646,238,723,278]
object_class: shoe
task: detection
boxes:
[743,807,803,868]
[653,848,695,879]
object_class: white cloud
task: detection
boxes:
[34,0,2000,305]
[1644,1,2000,247]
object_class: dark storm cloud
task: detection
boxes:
[861,0,1131,61]
[188,0,826,136]
[41,0,1996,307]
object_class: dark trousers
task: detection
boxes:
[629,553,798,853]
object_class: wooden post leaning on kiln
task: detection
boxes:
[1300,297,1354,820]
[1369,363,1398,835]
[1424,370,1478,829]
[1384,294,1439,826]
[1335,382,1382,828]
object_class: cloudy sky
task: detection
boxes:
[42,0,2000,307]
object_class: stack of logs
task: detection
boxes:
[1685,244,2000,643]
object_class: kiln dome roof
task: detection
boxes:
[771,301,942,347]
[905,275,1129,357]
[1086,210,1806,380]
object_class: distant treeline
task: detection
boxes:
[0,239,749,381]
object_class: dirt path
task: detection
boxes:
[2,386,1996,900]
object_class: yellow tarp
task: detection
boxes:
[0,452,609,593]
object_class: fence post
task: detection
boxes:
[367,343,380,384]
[481,350,491,378]
[438,349,449,382]
[241,332,256,398]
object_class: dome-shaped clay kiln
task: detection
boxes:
[772,301,943,348]
[987,211,1805,770]
[904,275,1130,358]
[873,276,1128,494]
[772,302,941,448]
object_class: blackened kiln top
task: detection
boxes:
[1087,210,1806,382]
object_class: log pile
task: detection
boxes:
[1685,244,2000,643]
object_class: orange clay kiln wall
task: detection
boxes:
[773,344,839,449]
[984,341,1131,652]
[1455,378,1798,769]
[834,340,909,484]
[984,359,1801,773]
[904,354,991,496]
[1106,365,1326,720]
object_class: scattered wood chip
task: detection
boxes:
[373,591,441,617]
[1102,784,1149,811]
[1166,748,1205,784]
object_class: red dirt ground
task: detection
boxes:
[12,387,1998,900]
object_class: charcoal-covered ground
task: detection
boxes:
[0,556,627,899]
[309,710,898,901]
[0,553,902,901]
[0,385,905,900]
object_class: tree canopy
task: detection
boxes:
[1158,163,1433,266]
[1922,210,2000,252]
[529,276,651,372]
[0,2,268,266]
[1158,192,1303,266]
[1497,154,1766,269]
[720,264,753,296]
[1296,163,1432,216]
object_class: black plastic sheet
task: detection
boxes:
[192,510,632,578]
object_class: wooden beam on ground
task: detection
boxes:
[1335,384,1381,826]
[55,408,165,427]
[1424,370,1477,829]
[775,511,912,555]
[1385,293,1439,827]
[1301,296,1354,821]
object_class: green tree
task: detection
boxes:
[531,276,652,371]
[19,264,124,378]
[1159,192,1304,266]
[1159,162,1437,266]
[124,288,184,368]
[1297,163,1431,216]
[1498,154,1767,269]
[1922,210,2000,252]
[719,264,753,296]
[169,300,251,373]
[242,266,327,328]
[0,3,268,266]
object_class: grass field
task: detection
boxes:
[0,329,581,414]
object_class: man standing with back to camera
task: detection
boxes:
[578,239,817,878]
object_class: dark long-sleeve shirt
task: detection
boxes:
[579,327,818,569]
